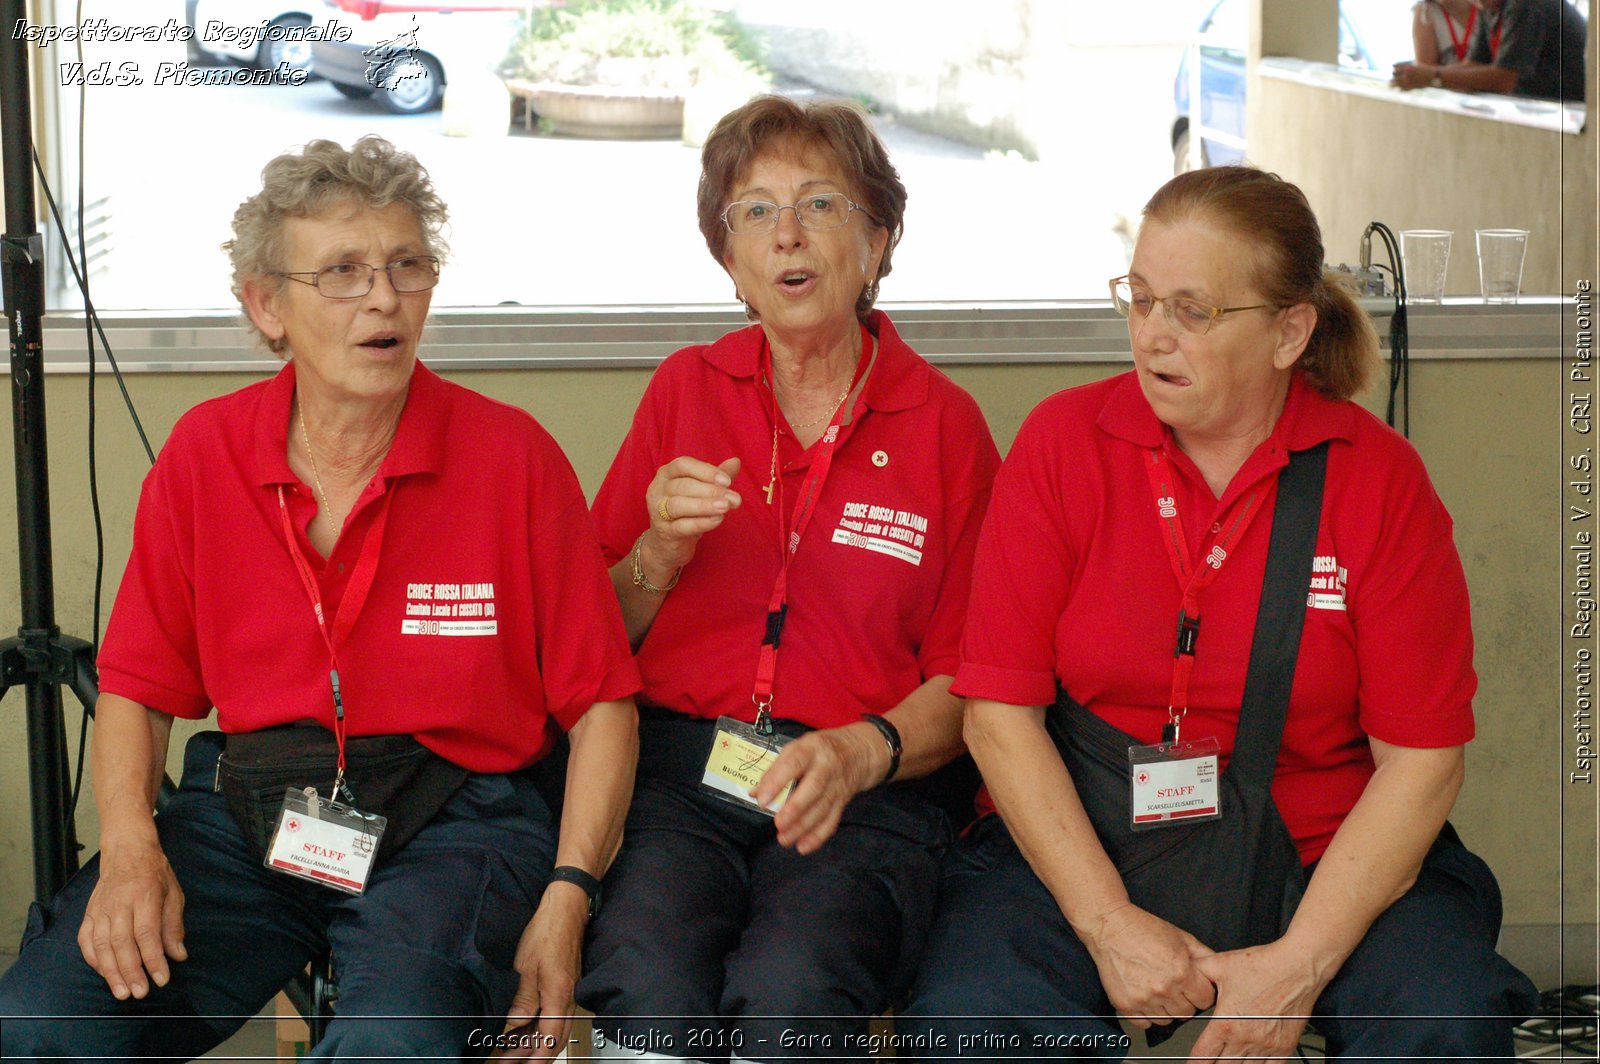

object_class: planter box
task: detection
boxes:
[504,79,684,139]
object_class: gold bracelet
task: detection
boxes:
[630,531,681,594]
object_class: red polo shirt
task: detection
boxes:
[592,311,1000,727]
[955,371,1476,864]
[97,360,641,773]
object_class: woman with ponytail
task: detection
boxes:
[901,166,1537,1060]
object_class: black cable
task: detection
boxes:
[28,151,155,466]
[28,152,154,464]
[74,1,101,826]
[1364,221,1409,437]
[28,32,158,819]
[1513,983,1599,1054]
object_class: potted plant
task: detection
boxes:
[500,0,769,139]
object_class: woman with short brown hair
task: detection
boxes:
[576,95,999,1062]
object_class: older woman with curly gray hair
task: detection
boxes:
[0,136,640,1061]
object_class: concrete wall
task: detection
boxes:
[0,348,1584,985]
[1247,1,1596,303]
[1241,0,1600,986]
[1247,80,1589,299]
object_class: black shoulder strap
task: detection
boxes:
[1226,442,1330,791]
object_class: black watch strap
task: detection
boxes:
[860,713,902,786]
[548,865,602,918]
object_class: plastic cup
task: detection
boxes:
[1476,228,1529,304]
[1400,230,1453,305]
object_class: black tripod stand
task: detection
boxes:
[1,0,100,905]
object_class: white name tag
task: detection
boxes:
[265,786,385,894]
[1127,737,1222,829]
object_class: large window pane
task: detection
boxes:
[29,0,1209,311]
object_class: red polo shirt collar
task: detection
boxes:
[1096,370,1360,452]
[699,309,931,416]
[1095,370,1360,505]
[252,358,452,488]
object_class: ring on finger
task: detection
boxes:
[658,497,672,523]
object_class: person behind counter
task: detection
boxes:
[0,135,639,1062]
[1394,0,1585,101]
[575,95,1000,1062]
[899,166,1537,1059]
[1412,0,1479,66]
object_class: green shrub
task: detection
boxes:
[501,0,768,91]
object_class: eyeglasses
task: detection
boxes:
[1109,276,1278,335]
[273,255,441,299]
[721,193,875,235]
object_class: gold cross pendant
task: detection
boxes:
[764,478,776,505]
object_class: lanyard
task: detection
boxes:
[1142,447,1271,740]
[1487,10,1502,60]
[1445,5,1476,62]
[276,482,396,795]
[750,325,876,732]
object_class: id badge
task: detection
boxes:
[1127,737,1221,830]
[265,786,385,894]
[700,716,795,817]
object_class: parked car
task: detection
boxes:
[187,0,321,75]
[1171,0,1380,173]
[310,0,524,114]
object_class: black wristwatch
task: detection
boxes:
[548,865,603,919]
[860,713,903,786]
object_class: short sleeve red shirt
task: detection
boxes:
[592,311,1000,727]
[96,360,641,773]
[955,371,1476,864]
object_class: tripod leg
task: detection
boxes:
[23,678,78,897]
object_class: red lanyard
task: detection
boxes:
[750,326,876,730]
[1488,10,1502,60]
[1446,6,1477,62]
[276,482,396,792]
[1142,447,1270,737]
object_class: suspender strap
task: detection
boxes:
[1226,442,1330,792]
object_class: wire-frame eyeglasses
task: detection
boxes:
[273,256,441,299]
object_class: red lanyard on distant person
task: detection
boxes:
[1142,447,1271,738]
[1446,6,1477,62]
[1488,11,1503,60]
[276,483,395,794]
[749,325,876,732]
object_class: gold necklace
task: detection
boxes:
[781,381,853,431]
[295,400,341,534]
[763,378,851,505]
[765,420,779,506]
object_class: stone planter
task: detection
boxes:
[504,78,685,139]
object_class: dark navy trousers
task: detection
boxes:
[898,814,1540,1061]
[576,712,951,1064]
[0,731,557,1063]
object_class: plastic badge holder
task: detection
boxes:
[1127,737,1222,831]
[700,717,795,817]
[265,785,385,894]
